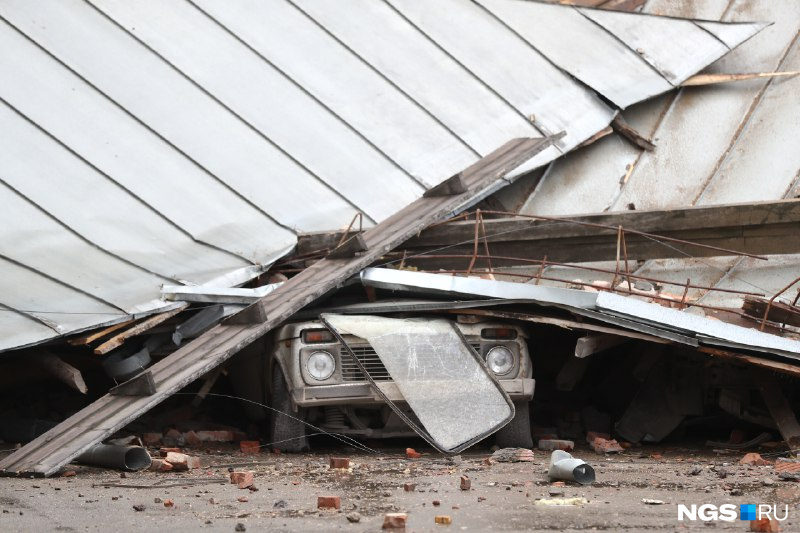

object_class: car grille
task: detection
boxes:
[340,343,481,382]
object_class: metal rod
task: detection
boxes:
[465,210,769,261]
[403,254,765,296]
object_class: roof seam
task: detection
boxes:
[0,178,179,284]
[693,29,800,206]
[0,94,253,267]
[286,0,484,159]
[692,20,732,50]
[573,6,677,87]
[382,0,555,148]
[0,253,130,314]
[0,301,63,335]
[188,0,429,191]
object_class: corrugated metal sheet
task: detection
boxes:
[519,0,799,312]
[0,0,762,353]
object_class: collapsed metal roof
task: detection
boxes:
[516,0,798,311]
[0,0,765,353]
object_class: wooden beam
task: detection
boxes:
[93,304,188,355]
[742,295,800,328]
[67,319,136,346]
[575,334,629,358]
[397,198,800,266]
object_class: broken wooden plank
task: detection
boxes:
[109,371,157,396]
[0,136,556,477]
[575,334,629,358]
[682,71,799,86]
[93,304,188,355]
[742,295,800,328]
[611,115,655,151]
[38,353,88,395]
[67,319,136,346]
[755,370,800,448]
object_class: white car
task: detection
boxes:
[269,317,534,451]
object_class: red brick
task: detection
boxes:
[148,459,173,472]
[774,460,800,473]
[159,447,182,457]
[329,457,350,469]
[404,483,416,492]
[183,431,201,447]
[382,513,407,529]
[142,433,162,446]
[591,437,624,454]
[230,471,254,489]
[61,470,77,478]
[460,475,471,491]
[164,451,200,471]
[751,518,781,532]
[740,453,771,466]
[240,441,261,454]
[406,448,421,459]
[195,430,236,442]
[163,499,174,508]
[538,439,574,451]
[317,496,341,510]
[586,431,611,443]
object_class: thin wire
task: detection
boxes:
[171,392,382,456]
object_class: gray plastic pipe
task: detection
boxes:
[548,450,595,485]
[76,444,152,471]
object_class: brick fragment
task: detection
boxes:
[159,447,181,457]
[237,496,249,503]
[61,470,77,478]
[230,471,255,489]
[435,515,452,525]
[195,430,235,442]
[460,475,471,491]
[382,513,408,529]
[240,441,261,454]
[750,518,781,532]
[329,457,350,469]
[148,459,173,472]
[591,437,624,454]
[404,483,416,492]
[406,448,421,459]
[585,431,611,443]
[183,431,201,447]
[317,496,341,510]
[164,451,200,471]
[142,433,162,446]
[538,439,574,451]
[163,499,174,508]
[774,460,800,473]
[740,453,771,466]
[433,500,441,506]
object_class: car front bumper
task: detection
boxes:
[290,378,535,407]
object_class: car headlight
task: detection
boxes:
[486,346,514,376]
[306,350,336,381]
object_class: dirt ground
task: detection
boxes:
[1,441,798,532]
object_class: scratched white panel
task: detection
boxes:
[0,23,295,265]
[613,0,800,211]
[698,39,800,204]
[0,0,362,232]
[696,20,770,48]
[194,0,476,188]
[388,0,615,151]
[0,102,251,284]
[293,0,540,156]
[91,0,424,221]
[0,310,70,353]
[0,256,125,348]
[478,0,673,109]
[0,183,169,314]
[578,7,731,84]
